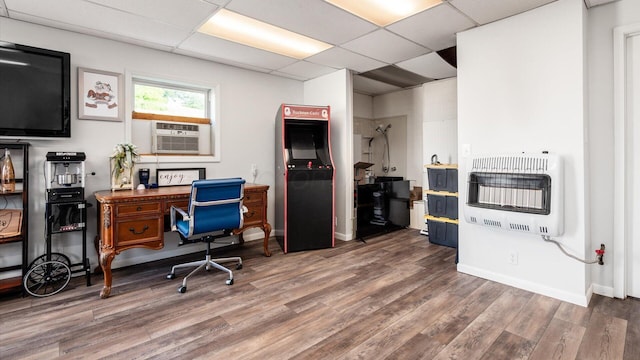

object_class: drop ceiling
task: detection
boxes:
[0,0,614,95]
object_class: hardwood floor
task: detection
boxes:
[1,229,638,359]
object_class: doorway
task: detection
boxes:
[628,33,640,298]
[613,24,640,299]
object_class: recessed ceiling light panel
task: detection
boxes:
[199,9,332,59]
[325,0,442,26]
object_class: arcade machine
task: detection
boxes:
[275,104,335,253]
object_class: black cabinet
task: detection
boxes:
[356,179,410,239]
[0,143,29,294]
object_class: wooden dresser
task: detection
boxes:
[94,183,271,298]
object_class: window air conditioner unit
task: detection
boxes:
[151,121,200,154]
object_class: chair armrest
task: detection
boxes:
[170,205,190,232]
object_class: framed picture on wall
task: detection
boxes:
[78,67,123,121]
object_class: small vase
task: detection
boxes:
[110,159,134,191]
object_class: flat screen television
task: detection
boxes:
[0,41,71,138]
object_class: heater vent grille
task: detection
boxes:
[470,216,477,223]
[510,223,530,232]
[484,219,502,227]
[471,156,549,173]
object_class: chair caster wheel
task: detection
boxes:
[236,264,243,270]
[226,279,233,285]
[167,273,175,280]
[178,286,187,293]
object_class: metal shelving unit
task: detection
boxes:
[0,143,29,295]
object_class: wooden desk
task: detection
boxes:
[94,183,271,298]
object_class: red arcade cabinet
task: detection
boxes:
[275,104,335,253]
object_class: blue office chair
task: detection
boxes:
[166,178,246,293]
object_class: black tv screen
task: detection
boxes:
[0,42,70,138]
[290,129,317,160]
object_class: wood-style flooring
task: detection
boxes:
[1,229,638,359]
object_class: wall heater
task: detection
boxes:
[464,153,564,236]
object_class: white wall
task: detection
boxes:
[423,78,458,166]
[457,0,590,305]
[354,92,374,119]
[369,115,407,177]
[0,18,304,271]
[353,93,374,164]
[373,87,424,186]
[304,69,353,240]
[587,0,640,296]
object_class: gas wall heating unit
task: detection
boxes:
[464,152,564,236]
[151,121,199,154]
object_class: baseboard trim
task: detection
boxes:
[457,263,590,307]
[593,283,615,298]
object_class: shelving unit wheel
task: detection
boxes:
[23,260,71,297]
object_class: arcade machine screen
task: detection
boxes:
[290,130,317,160]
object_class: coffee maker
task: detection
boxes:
[138,168,150,189]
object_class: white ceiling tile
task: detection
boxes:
[353,75,402,96]
[85,0,218,30]
[175,47,274,73]
[396,52,457,80]
[225,0,377,45]
[178,33,298,71]
[388,4,475,51]
[306,47,386,73]
[341,29,430,64]
[4,0,192,47]
[449,0,557,25]
[7,12,177,52]
[275,61,338,80]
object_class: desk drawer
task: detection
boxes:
[244,191,263,204]
[114,217,163,247]
[165,200,189,214]
[243,202,264,226]
[115,201,161,217]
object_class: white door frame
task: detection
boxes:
[613,23,640,299]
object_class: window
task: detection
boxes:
[133,79,209,118]
[130,76,218,161]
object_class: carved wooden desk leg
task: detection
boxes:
[99,246,115,298]
[93,235,103,274]
[263,223,272,257]
[98,203,115,299]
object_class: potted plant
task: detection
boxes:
[110,143,138,190]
